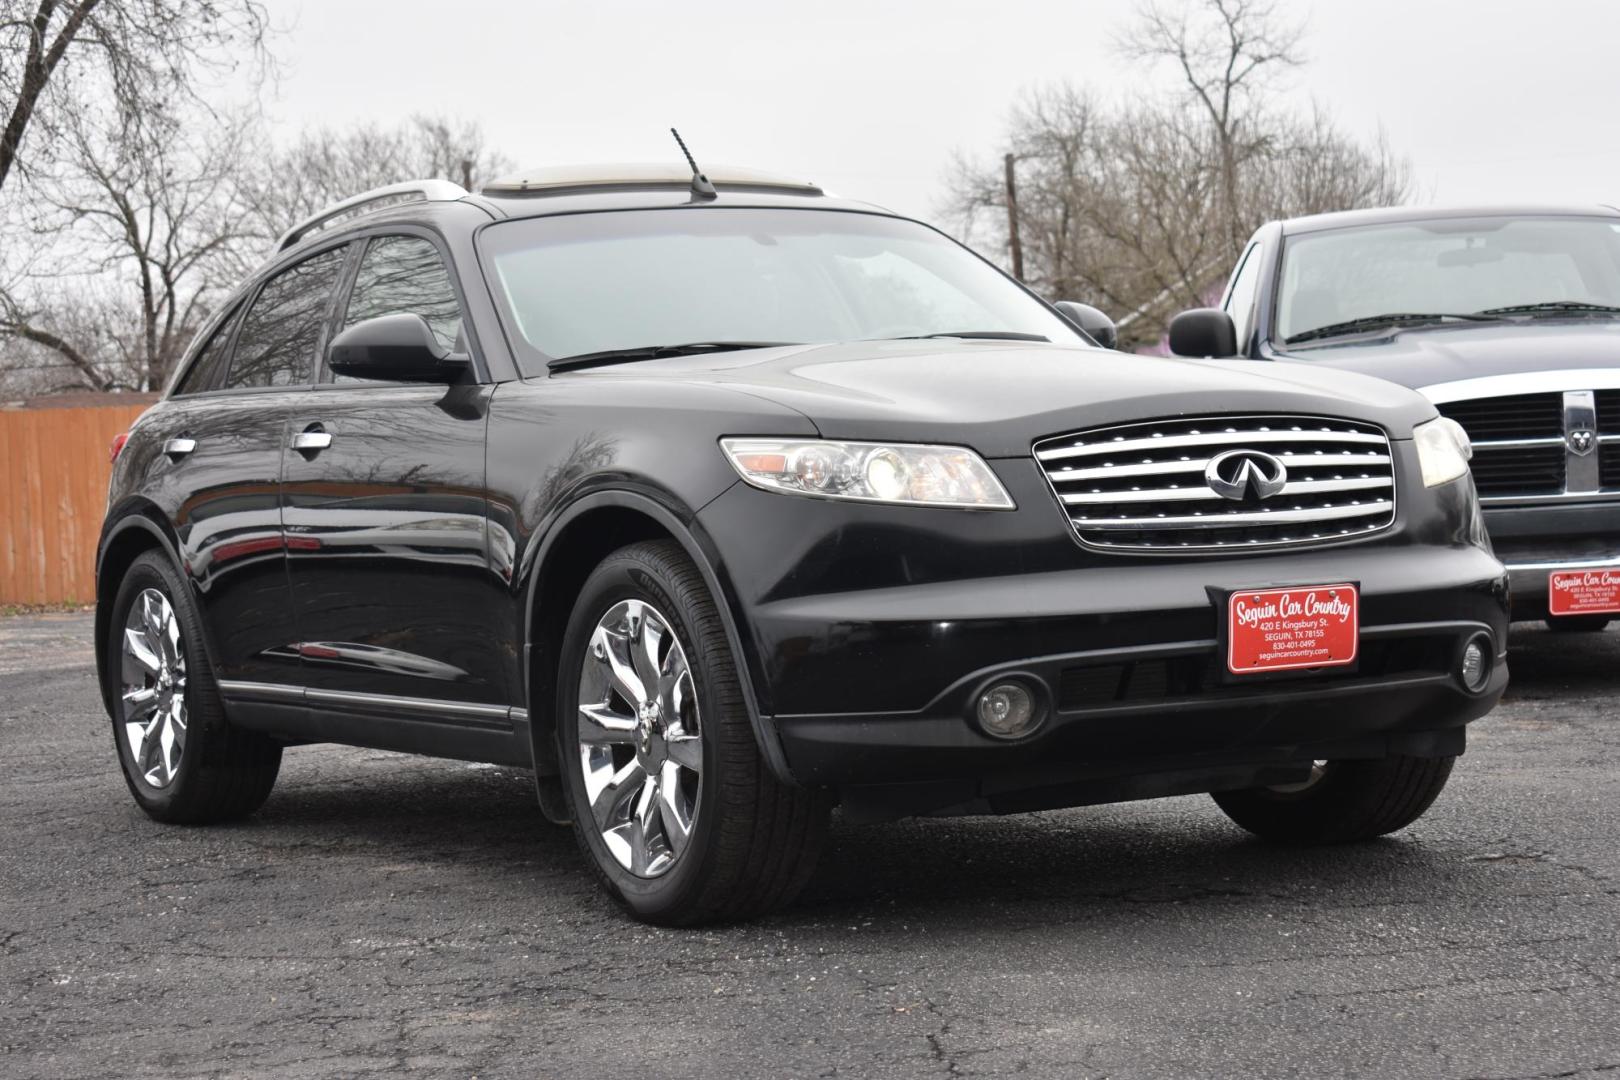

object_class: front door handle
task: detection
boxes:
[163,437,197,459]
[291,426,333,455]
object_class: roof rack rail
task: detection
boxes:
[481,163,821,196]
[275,179,469,252]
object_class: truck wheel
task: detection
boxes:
[106,551,282,823]
[1211,755,1455,843]
[1545,615,1611,633]
[557,540,831,925]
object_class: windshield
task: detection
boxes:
[478,207,1087,368]
[1275,215,1620,344]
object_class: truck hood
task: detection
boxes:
[565,339,1437,457]
[1273,319,1620,396]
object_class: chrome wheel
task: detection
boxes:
[577,598,702,878]
[120,588,188,788]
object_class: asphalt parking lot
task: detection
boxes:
[2,612,1617,1079]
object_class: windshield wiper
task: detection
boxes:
[1284,312,1497,345]
[548,341,798,371]
[1478,300,1620,317]
[885,331,1051,342]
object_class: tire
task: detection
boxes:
[1210,755,1456,844]
[1545,614,1611,633]
[557,540,831,925]
[105,550,282,824]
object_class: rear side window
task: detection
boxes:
[339,234,464,361]
[171,305,241,396]
[224,247,347,389]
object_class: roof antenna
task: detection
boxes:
[670,127,717,200]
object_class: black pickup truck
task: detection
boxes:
[1172,205,1620,630]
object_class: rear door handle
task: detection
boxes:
[163,437,197,459]
[291,427,333,454]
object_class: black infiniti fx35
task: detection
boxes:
[97,164,1509,924]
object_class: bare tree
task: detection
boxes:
[1,103,257,390]
[1246,107,1409,224]
[1,107,509,394]
[235,115,510,252]
[0,0,269,197]
[945,83,1407,350]
[946,89,1226,347]
[1116,0,1305,256]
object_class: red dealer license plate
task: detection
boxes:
[1227,583,1359,675]
[1549,569,1620,616]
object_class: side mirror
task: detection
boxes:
[1168,308,1238,358]
[1053,301,1118,350]
[327,314,469,383]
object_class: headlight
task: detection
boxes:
[720,438,1015,509]
[1413,416,1473,487]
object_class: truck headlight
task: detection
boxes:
[1413,417,1472,488]
[720,438,1015,509]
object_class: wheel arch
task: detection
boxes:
[521,488,795,787]
[94,506,187,718]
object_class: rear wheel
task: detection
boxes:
[1211,755,1455,844]
[106,551,282,823]
[557,540,830,925]
[1545,614,1611,633]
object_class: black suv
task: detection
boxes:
[1170,205,1620,631]
[99,165,1508,924]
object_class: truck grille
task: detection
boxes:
[1467,445,1565,496]
[1596,390,1620,431]
[1600,391,1620,489]
[1437,393,1562,439]
[1033,415,1397,552]
[1438,389,1620,501]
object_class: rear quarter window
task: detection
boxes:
[170,305,242,396]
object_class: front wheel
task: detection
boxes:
[1211,755,1455,844]
[558,540,831,925]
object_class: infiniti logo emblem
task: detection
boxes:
[1205,449,1289,501]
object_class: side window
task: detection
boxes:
[1223,243,1265,350]
[171,305,241,396]
[223,247,347,389]
[335,234,464,381]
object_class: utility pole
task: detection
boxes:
[1003,153,1024,282]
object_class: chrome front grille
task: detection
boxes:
[1437,389,1620,503]
[1034,415,1397,551]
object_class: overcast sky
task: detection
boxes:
[255,0,1620,224]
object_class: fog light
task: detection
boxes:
[976,681,1038,739]
[1460,635,1491,692]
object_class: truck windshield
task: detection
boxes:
[478,207,1087,369]
[1276,215,1620,345]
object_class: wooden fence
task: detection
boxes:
[1,394,156,606]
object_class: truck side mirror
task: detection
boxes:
[1168,308,1238,358]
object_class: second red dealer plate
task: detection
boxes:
[1548,569,1620,615]
[1227,583,1359,675]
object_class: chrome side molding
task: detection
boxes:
[217,680,525,728]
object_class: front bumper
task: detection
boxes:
[758,546,1506,793]
[1484,502,1620,619]
[699,466,1508,808]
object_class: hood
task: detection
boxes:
[565,340,1437,457]
[1273,319,1620,395]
